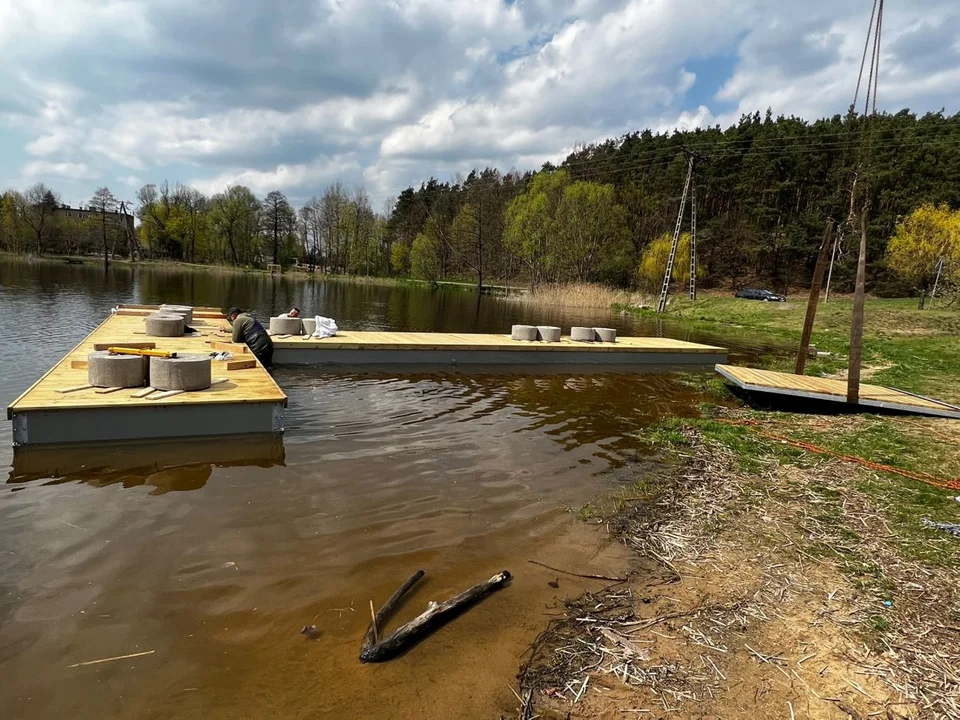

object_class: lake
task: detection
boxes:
[0,259,771,719]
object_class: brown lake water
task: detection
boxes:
[0,259,776,719]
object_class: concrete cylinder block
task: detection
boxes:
[270,316,303,336]
[159,304,194,324]
[511,324,537,341]
[145,312,184,337]
[570,326,596,342]
[87,350,147,388]
[536,325,561,342]
[149,354,212,392]
[301,318,317,336]
[594,327,617,343]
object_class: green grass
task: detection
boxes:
[658,412,960,568]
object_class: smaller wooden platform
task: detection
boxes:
[716,365,960,419]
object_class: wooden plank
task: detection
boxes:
[130,387,157,399]
[70,360,88,370]
[56,384,93,394]
[147,389,185,401]
[94,386,125,395]
[226,358,257,370]
[210,341,249,354]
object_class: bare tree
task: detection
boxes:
[20,183,59,256]
[89,186,118,268]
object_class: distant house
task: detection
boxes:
[54,203,135,236]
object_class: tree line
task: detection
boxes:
[2,107,959,293]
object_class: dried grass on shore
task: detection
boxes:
[517,423,960,719]
[510,283,650,310]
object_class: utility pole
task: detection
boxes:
[847,207,869,404]
[657,149,705,313]
[795,220,835,374]
[689,166,698,301]
[846,0,884,403]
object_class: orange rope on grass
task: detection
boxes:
[718,418,960,492]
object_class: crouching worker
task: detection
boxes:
[226,306,274,369]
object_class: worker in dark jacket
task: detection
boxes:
[226,307,274,369]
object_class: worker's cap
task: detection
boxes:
[226,306,242,317]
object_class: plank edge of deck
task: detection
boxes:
[715,364,960,420]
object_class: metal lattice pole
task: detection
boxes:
[689,166,698,301]
[931,256,944,299]
[657,156,693,313]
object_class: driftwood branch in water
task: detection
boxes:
[527,559,626,583]
[360,569,512,663]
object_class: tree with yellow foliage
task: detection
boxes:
[637,232,705,292]
[886,204,960,290]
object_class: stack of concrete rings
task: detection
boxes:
[145,312,184,337]
[159,305,194,324]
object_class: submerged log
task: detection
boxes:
[360,569,511,663]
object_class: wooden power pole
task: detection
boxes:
[795,220,835,374]
[847,208,869,404]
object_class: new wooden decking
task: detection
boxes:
[270,331,728,366]
[6,305,728,446]
[274,332,724,352]
[7,310,287,445]
[716,364,960,419]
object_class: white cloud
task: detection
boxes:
[21,161,98,181]
[192,155,363,197]
[0,0,958,207]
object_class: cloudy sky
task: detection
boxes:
[1,0,957,210]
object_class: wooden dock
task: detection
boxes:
[6,304,727,446]
[716,364,960,419]
[7,309,287,446]
[272,332,727,366]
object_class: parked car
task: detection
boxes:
[735,288,787,302]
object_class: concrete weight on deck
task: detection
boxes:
[87,350,147,388]
[145,313,184,337]
[594,328,617,343]
[301,318,317,336]
[511,324,537,341]
[270,317,303,335]
[159,305,194,324]
[570,326,596,342]
[149,354,212,391]
[536,326,561,342]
